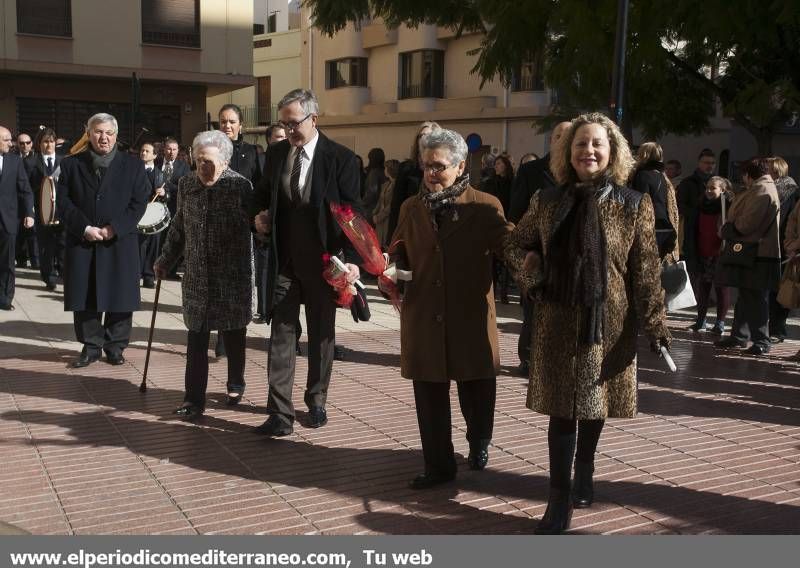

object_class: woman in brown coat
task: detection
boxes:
[391,129,513,490]
[714,158,780,355]
[505,113,670,534]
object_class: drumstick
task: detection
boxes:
[140,278,162,393]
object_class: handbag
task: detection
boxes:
[720,240,758,267]
[660,260,696,311]
[777,260,800,309]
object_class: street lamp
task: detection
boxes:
[609,0,630,127]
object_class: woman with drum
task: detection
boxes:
[213,104,262,359]
[155,131,254,419]
[25,127,64,291]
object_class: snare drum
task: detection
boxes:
[39,176,58,225]
[137,202,171,235]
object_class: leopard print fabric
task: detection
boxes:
[505,185,670,419]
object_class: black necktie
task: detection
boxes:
[290,149,305,203]
[163,162,173,181]
[46,157,54,175]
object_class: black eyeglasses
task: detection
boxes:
[19,141,32,145]
[278,113,313,132]
[422,163,454,174]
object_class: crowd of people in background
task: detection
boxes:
[1,91,797,535]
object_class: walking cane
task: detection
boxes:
[140,278,161,393]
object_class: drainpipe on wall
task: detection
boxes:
[502,86,509,152]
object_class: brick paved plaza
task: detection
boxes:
[1,268,799,535]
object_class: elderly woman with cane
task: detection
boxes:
[155,131,253,420]
[505,113,671,533]
[390,128,513,489]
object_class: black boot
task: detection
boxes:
[689,309,707,332]
[572,460,594,508]
[535,488,573,534]
[536,421,576,535]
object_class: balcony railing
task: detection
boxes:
[241,105,278,126]
[399,83,444,100]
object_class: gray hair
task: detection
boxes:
[278,89,320,116]
[420,129,468,165]
[192,130,233,162]
[86,113,118,134]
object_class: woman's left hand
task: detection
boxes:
[523,251,541,274]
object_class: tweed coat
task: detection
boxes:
[391,185,513,382]
[157,169,253,332]
[56,150,148,312]
[505,184,670,419]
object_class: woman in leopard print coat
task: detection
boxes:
[505,113,671,534]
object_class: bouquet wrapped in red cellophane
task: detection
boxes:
[321,252,357,308]
[329,202,405,311]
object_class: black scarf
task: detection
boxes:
[544,177,610,345]
[699,195,723,215]
[420,173,470,231]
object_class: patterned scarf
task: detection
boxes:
[420,173,470,231]
[544,176,610,345]
[89,145,117,181]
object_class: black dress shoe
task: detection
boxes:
[252,415,293,437]
[106,354,126,366]
[745,344,770,356]
[534,488,573,534]
[296,341,302,356]
[0,303,14,311]
[409,472,455,490]
[72,352,100,368]
[467,439,490,470]
[714,336,747,349]
[226,385,245,406]
[307,406,328,428]
[333,345,346,361]
[174,403,204,420]
[572,460,595,508]
[142,279,155,289]
[45,281,57,291]
[516,362,529,377]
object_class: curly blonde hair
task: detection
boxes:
[551,112,635,186]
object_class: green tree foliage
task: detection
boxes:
[304,0,800,152]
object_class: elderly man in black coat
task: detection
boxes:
[56,113,148,368]
[0,125,35,311]
[252,89,362,436]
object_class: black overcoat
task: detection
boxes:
[56,149,148,312]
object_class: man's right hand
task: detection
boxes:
[254,209,271,234]
[154,263,167,280]
[84,226,105,242]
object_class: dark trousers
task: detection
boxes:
[0,230,17,305]
[185,327,246,409]
[267,271,336,423]
[73,311,132,357]
[517,293,534,366]
[694,280,731,323]
[36,224,65,285]
[138,233,160,280]
[15,224,38,267]
[255,243,269,316]
[768,290,789,339]
[731,286,770,347]
[413,378,496,477]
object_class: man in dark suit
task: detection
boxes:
[155,137,190,278]
[0,126,35,310]
[56,113,148,367]
[252,89,362,436]
[507,121,571,376]
[138,142,166,289]
[15,132,38,269]
[26,127,65,291]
